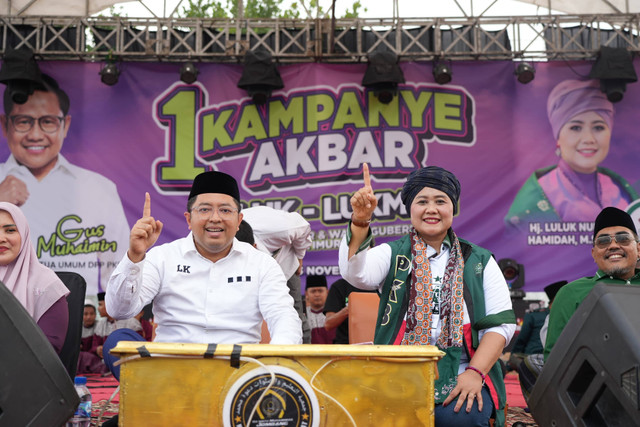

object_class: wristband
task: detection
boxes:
[465,366,486,384]
[351,214,372,228]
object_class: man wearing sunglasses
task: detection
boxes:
[0,73,130,297]
[544,206,640,360]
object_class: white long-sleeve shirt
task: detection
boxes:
[241,206,312,279]
[106,235,302,344]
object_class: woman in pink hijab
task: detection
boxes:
[505,79,639,229]
[0,202,69,353]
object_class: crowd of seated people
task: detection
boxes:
[76,294,151,375]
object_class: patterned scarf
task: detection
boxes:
[401,229,465,349]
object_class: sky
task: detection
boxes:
[98,0,554,19]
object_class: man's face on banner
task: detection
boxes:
[1,90,71,181]
[557,110,611,174]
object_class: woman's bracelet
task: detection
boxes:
[351,214,371,228]
[465,365,486,384]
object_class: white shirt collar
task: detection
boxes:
[4,153,76,178]
[425,242,451,259]
[180,233,247,261]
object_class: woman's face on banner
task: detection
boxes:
[557,110,611,174]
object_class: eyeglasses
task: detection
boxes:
[594,232,637,249]
[191,205,238,219]
[9,115,65,133]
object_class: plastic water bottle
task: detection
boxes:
[66,376,92,427]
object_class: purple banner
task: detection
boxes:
[1,60,638,295]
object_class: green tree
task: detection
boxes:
[341,0,365,19]
[179,0,364,19]
[179,0,229,18]
[180,0,284,18]
[96,4,128,17]
[243,0,285,18]
[288,0,366,19]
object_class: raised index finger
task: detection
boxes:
[363,163,371,188]
[142,192,151,218]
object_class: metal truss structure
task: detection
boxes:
[1,13,639,63]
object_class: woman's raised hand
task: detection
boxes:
[350,163,377,221]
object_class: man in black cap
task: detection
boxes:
[103,171,302,378]
[304,275,335,344]
[544,206,640,360]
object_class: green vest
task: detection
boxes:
[374,232,515,427]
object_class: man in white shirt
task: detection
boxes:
[242,205,313,342]
[103,171,302,380]
[0,73,130,296]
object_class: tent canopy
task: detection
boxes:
[514,0,640,14]
[0,0,124,16]
[1,0,639,18]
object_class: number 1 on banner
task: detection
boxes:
[154,86,207,191]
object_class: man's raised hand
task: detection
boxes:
[128,192,163,263]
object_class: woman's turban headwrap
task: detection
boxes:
[547,79,614,140]
[401,166,461,214]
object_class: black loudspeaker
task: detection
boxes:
[56,271,87,379]
[0,281,79,427]
[529,283,640,427]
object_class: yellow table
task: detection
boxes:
[110,342,443,427]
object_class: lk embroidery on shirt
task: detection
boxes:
[177,265,191,273]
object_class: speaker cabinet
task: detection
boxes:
[529,283,640,427]
[0,282,78,427]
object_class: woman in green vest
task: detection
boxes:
[339,164,516,427]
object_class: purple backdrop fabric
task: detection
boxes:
[2,60,638,294]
